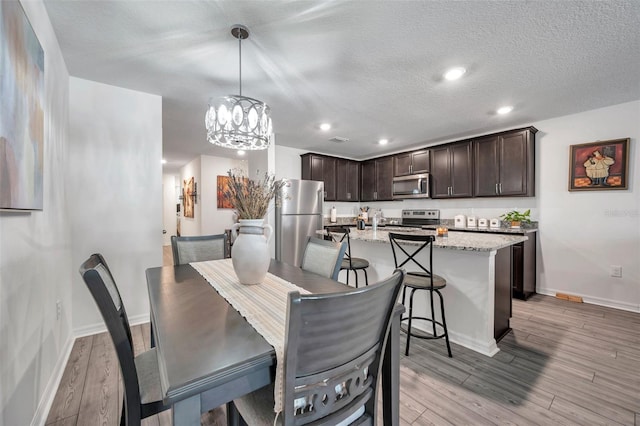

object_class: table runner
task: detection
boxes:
[190,258,309,414]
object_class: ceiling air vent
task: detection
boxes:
[328,136,349,143]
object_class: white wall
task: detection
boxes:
[275,145,304,180]
[67,77,163,332]
[200,155,247,235]
[0,2,72,424]
[535,101,639,311]
[179,156,201,236]
[162,174,177,245]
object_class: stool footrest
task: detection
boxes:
[400,317,448,340]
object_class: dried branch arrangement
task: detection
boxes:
[224,169,285,219]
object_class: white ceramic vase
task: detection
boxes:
[231,219,273,285]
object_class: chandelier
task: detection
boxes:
[205,25,272,150]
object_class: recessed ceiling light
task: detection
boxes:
[497,106,513,115]
[161,159,167,164]
[444,67,466,81]
[320,123,331,131]
[378,139,389,145]
[237,150,246,156]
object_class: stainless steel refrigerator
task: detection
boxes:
[275,179,324,267]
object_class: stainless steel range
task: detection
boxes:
[401,209,440,227]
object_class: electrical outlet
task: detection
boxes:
[56,300,62,320]
[610,265,622,278]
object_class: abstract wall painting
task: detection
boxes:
[183,177,195,218]
[0,1,45,210]
[568,138,630,191]
[216,175,233,209]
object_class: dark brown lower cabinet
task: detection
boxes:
[512,233,537,300]
[494,246,512,341]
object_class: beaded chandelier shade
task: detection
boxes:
[205,25,272,150]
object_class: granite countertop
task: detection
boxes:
[421,224,538,235]
[324,218,538,234]
[325,228,528,252]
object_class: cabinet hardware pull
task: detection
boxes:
[495,183,499,194]
[499,183,502,193]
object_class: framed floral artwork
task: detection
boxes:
[568,138,630,191]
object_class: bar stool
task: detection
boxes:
[388,232,452,357]
[325,226,370,288]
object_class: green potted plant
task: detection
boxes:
[500,209,532,229]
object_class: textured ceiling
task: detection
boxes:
[43,1,640,172]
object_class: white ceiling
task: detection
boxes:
[43,1,640,173]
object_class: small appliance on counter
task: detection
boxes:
[466,216,477,228]
[454,214,467,228]
[478,218,489,229]
[490,218,501,229]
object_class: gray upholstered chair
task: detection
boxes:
[325,226,370,287]
[299,236,347,281]
[389,232,452,357]
[170,233,228,265]
[231,269,405,426]
[79,253,170,426]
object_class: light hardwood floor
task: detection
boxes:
[46,290,640,425]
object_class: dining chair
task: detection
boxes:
[231,268,405,426]
[299,236,347,281]
[79,253,170,426]
[389,232,452,357]
[170,233,229,265]
[325,225,370,287]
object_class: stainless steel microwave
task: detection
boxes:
[392,174,430,199]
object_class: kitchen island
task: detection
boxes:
[330,227,527,356]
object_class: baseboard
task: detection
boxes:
[537,288,640,313]
[73,312,150,338]
[30,335,75,426]
[408,322,499,357]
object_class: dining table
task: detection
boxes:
[146,258,403,425]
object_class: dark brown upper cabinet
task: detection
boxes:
[301,154,336,200]
[360,157,394,202]
[430,141,473,198]
[474,127,537,197]
[336,159,360,202]
[394,150,430,176]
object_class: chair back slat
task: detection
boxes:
[79,253,141,425]
[325,226,353,265]
[388,233,436,282]
[171,234,228,265]
[281,269,404,425]
[300,237,347,281]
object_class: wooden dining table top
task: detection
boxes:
[146,259,359,403]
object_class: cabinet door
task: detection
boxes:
[322,157,336,200]
[450,142,473,197]
[411,150,430,174]
[309,155,324,181]
[335,159,349,201]
[335,159,359,202]
[394,153,412,176]
[474,136,500,196]
[346,161,360,201]
[360,160,376,201]
[429,146,452,198]
[375,157,394,200]
[499,130,530,196]
[450,141,473,197]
